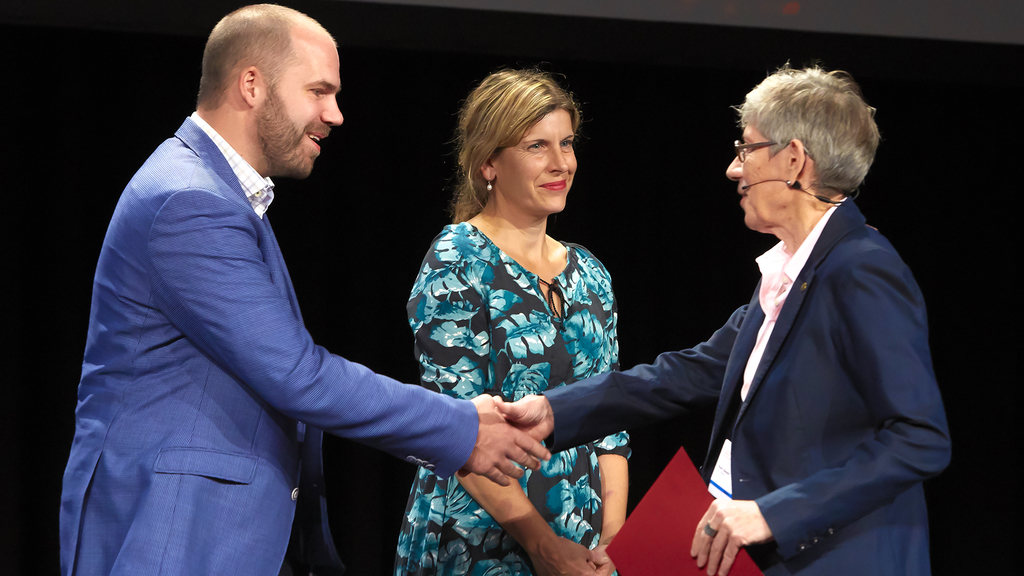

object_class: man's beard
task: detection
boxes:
[256,87,318,179]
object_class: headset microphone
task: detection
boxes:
[739,179,791,192]
[740,179,842,206]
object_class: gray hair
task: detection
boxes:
[736,65,880,195]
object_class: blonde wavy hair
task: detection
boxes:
[450,69,581,223]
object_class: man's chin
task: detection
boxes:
[271,159,316,180]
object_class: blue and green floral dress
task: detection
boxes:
[395,223,630,576]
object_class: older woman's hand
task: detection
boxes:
[691,499,772,576]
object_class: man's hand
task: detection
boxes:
[495,394,555,443]
[691,499,772,576]
[460,395,551,486]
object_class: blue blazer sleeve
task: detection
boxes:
[145,180,476,478]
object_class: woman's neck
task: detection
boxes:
[468,209,565,280]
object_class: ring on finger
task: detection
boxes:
[704,523,719,538]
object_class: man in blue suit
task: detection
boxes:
[503,66,951,575]
[59,5,549,575]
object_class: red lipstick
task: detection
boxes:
[540,180,567,191]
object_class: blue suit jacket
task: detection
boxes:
[545,200,951,575]
[60,118,479,576]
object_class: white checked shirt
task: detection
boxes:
[190,112,275,218]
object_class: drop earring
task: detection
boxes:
[486,180,493,191]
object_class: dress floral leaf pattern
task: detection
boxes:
[500,362,551,401]
[396,223,630,576]
[539,450,577,479]
[498,313,558,359]
[419,355,486,398]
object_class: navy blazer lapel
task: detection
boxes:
[737,269,815,423]
[719,286,764,414]
[735,200,868,418]
[810,199,868,261]
[702,286,765,474]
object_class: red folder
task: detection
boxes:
[606,447,762,575]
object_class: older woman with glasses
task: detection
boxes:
[504,65,951,576]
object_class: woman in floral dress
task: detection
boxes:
[395,69,629,576]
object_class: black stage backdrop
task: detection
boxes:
[2,0,1018,573]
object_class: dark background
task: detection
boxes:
[2,0,1018,573]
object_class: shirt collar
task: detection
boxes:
[754,204,839,315]
[785,205,838,282]
[189,112,275,218]
[756,204,840,284]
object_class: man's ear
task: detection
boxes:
[238,66,265,109]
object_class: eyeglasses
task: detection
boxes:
[734,140,777,162]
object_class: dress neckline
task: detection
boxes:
[454,222,572,321]
[456,222,572,284]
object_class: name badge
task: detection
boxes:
[708,439,733,500]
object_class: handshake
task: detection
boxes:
[460,394,555,486]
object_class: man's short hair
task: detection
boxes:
[736,65,881,195]
[196,4,333,109]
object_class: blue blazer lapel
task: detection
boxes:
[175,118,252,214]
[173,118,303,320]
[260,215,304,324]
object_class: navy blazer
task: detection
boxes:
[545,200,950,575]
[60,119,479,576]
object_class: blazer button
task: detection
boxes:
[291,488,299,501]
[405,455,435,470]
[798,544,806,551]
[827,527,834,535]
[812,537,819,544]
